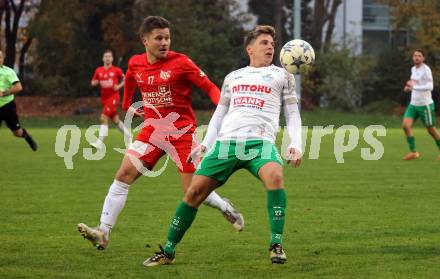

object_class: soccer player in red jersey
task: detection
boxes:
[90,49,131,149]
[78,16,244,250]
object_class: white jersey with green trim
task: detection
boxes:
[410,63,434,106]
[218,65,297,143]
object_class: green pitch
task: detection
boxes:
[1,120,439,278]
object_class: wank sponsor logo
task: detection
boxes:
[233,96,265,109]
[232,84,272,94]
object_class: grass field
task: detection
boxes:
[1,111,440,278]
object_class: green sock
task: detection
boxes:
[436,139,440,150]
[267,189,287,246]
[163,202,197,255]
[407,136,416,152]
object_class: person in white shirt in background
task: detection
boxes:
[402,49,440,160]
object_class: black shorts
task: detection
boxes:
[0,100,21,131]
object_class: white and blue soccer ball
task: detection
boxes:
[279,39,315,74]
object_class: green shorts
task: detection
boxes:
[403,103,437,127]
[195,140,283,184]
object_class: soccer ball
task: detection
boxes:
[279,39,315,74]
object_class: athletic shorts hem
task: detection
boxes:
[250,160,283,179]
[193,172,225,185]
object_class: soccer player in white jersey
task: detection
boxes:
[143,25,302,266]
[402,49,440,160]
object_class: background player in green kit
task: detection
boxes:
[0,50,37,151]
[402,49,440,160]
[143,25,303,266]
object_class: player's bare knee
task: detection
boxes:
[115,168,137,185]
[12,129,22,137]
[427,126,437,136]
[112,116,120,125]
[183,192,199,205]
[185,183,209,205]
[269,172,284,188]
[186,184,202,198]
[100,115,108,124]
[262,169,284,189]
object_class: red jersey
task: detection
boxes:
[123,51,220,133]
[92,65,124,102]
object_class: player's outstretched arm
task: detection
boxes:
[281,71,302,167]
[201,96,230,148]
[91,69,99,87]
[0,82,22,97]
[182,56,220,105]
[114,77,125,91]
[114,69,125,91]
[187,96,229,163]
[122,70,137,111]
[199,80,220,105]
[283,101,302,168]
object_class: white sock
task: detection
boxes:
[203,191,228,212]
[116,121,132,140]
[99,180,129,232]
[98,124,109,143]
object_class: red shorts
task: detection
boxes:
[127,132,199,173]
[101,95,119,118]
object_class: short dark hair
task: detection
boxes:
[103,49,113,56]
[413,48,425,57]
[138,16,170,38]
[244,25,276,48]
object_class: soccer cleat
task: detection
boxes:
[437,154,440,161]
[222,198,245,231]
[143,245,175,267]
[269,243,287,264]
[402,151,420,160]
[77,223,108,250]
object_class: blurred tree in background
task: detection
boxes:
[29,0,135,97]
[387,0,440,111]
[0,0,39,76]
[26,0,249,109]
[315,46,376,111]
[1,0,438,112]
